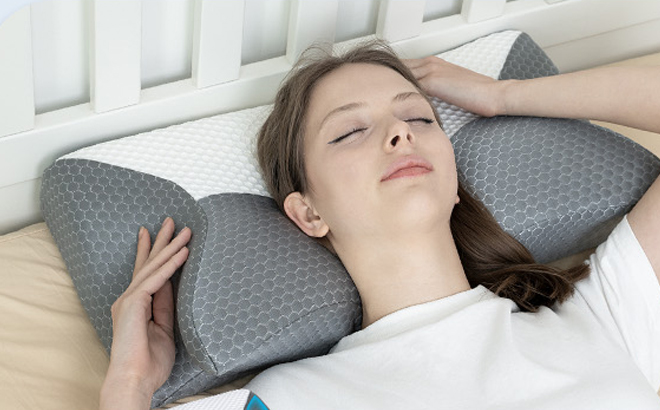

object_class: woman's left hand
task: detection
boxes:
[404,56,506,117]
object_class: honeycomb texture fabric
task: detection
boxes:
[453,117,660,263]
[498,31,559,81]
[179,194,360,375]
[40,161,360,408]
[39,30,660,407]
[61,106,271,200]
[39,160,227,405]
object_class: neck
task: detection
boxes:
[334,222,470,328]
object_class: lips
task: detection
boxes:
[381,156,434,182]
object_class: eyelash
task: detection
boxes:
[407,117,435,125]
[328,117,435,145]
[329,127,366,145]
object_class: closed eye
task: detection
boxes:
[328,127,367,145]
[405,117,434,125]
[328,118,433,145]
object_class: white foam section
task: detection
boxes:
[63,31,521,198]
[434,30,520,137]
[173,389,252,410]
[64,105,272,200]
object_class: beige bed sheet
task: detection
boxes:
[0,53,658,410]
[0,222,253,410]
[0,224,107,410]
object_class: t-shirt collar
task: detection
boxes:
[332,285,495,353]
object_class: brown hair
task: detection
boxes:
[257,40,589,312]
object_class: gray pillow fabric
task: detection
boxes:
[454,116,660,263]
[177,193,360,377]
[40,160,240,405]
[39,30,660,407]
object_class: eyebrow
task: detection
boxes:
[319,91,426,130]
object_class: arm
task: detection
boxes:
[501,66,660,133]
[100,217,191,410]
[405,57,660,277]
[406,57,660,132]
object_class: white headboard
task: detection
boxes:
[1,0,660,235]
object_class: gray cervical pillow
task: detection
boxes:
[40,30,660,407]
[40,108,360,407]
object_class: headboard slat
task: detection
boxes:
[1,0,660,235]
[376,0,426,42]
[192,0,245,89]
[286,0,338,63]
[90,0,142,113]
[0,6,35,138]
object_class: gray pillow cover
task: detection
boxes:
[39,31,660,407]
[40,161,359,406]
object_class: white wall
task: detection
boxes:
[26,0,463,115]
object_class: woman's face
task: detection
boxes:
[299,63,458,247]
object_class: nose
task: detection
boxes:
[385,120,414,150]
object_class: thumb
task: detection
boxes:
[152,279,174,336]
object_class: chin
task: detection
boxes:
[387,190,452,231]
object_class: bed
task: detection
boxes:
[2,0,660,409]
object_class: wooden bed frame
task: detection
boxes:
[1,0,660,235]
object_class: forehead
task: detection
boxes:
[307,63,418,121]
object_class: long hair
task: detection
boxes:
[257,40,589,312]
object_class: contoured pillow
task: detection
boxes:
[40,30,660,407]
[40,106,360,407]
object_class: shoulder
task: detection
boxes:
[575,215,659,308]
[566,215,660,387]
[628,175,660,279]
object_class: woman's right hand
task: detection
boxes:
[100,217,191,410]
[404,56,509,118]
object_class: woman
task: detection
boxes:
[100,42,660,409]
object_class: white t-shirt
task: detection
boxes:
[246,216,660,409]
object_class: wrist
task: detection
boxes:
[100,372,154,410]
[495,79,518,116]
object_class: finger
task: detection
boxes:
[140,246,189,296]
[150,217,176,258]
[134,227,192,284]
[416,75,437,93]
[152,279,174,336]
[408,63,435,82]
[133,226,151,277]
[402,56,430,68]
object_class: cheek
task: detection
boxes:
[306,152,374,222]
[313,157,369,206]
[440,136,458,173]
[445,148,458,181]
[427,136,459,200]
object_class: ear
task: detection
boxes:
[283,192,329,238]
